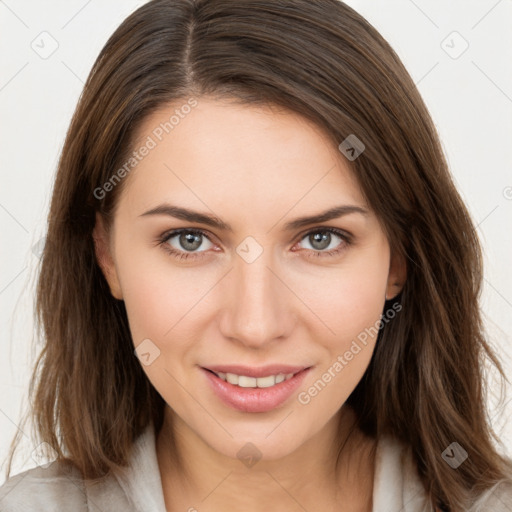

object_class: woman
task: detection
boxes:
[1,0,511,510]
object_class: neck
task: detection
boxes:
[156,405,376,512]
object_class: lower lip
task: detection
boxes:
[201,367,311,413]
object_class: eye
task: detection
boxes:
[158,229,214,260]
[294,228,351,258]
[157,226,352,261]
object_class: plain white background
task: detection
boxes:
[1,0,511,485]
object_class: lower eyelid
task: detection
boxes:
[159,228,350,258]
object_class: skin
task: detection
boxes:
[93,96,406,512]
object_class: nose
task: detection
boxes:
[219,247,294,349]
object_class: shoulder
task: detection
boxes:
[0,459,87,511]
[0,459,132,512]
[375,435,512,512]
[469,478,512,511]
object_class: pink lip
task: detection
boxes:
[203,364,309,378]
[201,366,312,413]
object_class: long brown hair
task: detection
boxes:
[4,1,511,510]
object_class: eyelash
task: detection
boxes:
[157,227,352,261]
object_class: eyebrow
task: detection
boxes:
[139,203,369,231]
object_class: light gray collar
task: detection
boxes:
[113,423,167,512]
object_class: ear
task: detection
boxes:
[92,212,123,300]
[385,249,406,301]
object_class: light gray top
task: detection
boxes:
[0,422,511,511]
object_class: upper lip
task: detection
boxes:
[202,364,311,378]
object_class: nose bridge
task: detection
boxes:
[220,242,291,347]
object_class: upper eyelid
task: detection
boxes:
[296,226,351,240]
[161,228,216,246]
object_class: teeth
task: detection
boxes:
[215,372,295,388]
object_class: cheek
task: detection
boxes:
[295,260,389,409]
[294,247,390,345]
[114,243,206,348]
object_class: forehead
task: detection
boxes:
[116,97,367,222]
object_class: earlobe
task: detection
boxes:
[385,250,406,301]
[92,212,123,300]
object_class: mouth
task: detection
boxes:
[201,365,312,413]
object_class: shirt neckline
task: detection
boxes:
[113,422,428,512]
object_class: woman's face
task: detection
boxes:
[94,97,404,461]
